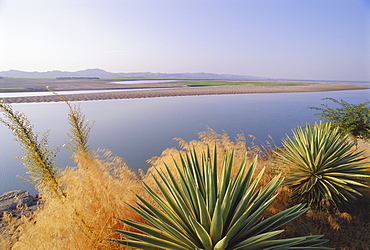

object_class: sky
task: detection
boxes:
[0,0,369,81]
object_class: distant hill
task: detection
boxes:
[0,68,268,80]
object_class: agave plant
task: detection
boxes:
[275,122,370,210]
[110,146,331,249]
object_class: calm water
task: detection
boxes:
[0,89,369,194]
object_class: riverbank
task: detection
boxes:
[0,82,368,103]
[0,190,41,248]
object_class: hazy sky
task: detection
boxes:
[0,0,369,81]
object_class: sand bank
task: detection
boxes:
[0,83,368,104]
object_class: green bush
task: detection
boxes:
[309,98,370,142]
[111,147,332,249]
[275,122,370,211]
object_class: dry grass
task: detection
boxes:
[279,191,370,250]
[0,211,34,250]
[11,150,144,250]
[2,129,369,249]
[145,129,249,181]
[3,129,273,250]
[276,139,370,250]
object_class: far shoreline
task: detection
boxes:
[0,82,369,104]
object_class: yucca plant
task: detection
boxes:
[275,122,370,211]
[110,147,332,249]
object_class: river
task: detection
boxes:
[0,89,369,194]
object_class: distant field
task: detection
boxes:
[182,81,370,90]
[182,81,313,87]
[0,78,368,97]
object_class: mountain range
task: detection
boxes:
[0,68,267,80]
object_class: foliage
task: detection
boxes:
[11,150,143,250]
[280,190,370,250]
[275,122,370,211]
[0,101,65,198]
[2,123,369,249]
[2,97,367,249]
[0,99,143,249]
[309,98,370,142]
[111,147,331,249]
[47,86,94,153]
[0,90,93,198]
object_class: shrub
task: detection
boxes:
[111,146,332,249]
[275,122,370,211]
[309,98,370,142]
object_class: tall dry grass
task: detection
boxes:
[0,99,145,249]
[1,97,369,250]
[3,125,273,249]
[11,149,144,250]
[145,129,274,181]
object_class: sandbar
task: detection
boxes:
[0,82,368,104]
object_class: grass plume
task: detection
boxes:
[0,99,369,249]
[0,101,65,198]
